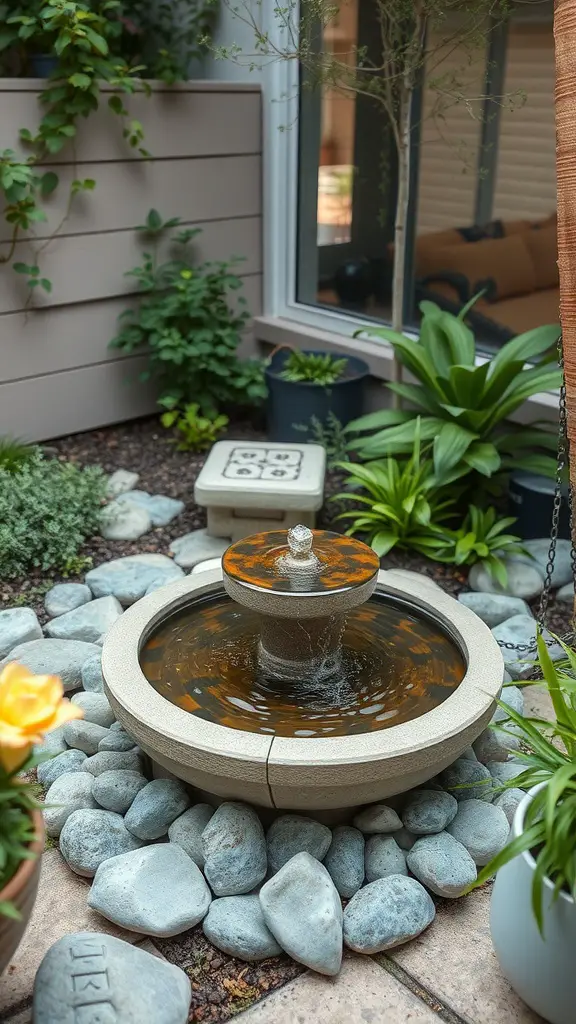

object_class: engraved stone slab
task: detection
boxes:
[194,441,326,511]
[33,932,191,1024]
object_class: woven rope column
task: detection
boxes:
[554,1,576,613]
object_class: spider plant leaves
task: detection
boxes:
[463,442,501,476]
[433,422,477,477]
[346,417,445,457]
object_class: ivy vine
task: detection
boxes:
[0,0,218,297]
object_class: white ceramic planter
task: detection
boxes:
[491,783,576,1024]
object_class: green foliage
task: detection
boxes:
[333,422,459,558]
[0,436,37,473]
[475,634,576,935]
[0,752,42,919]
[0,0,218,288]
[116,0,218,84]
[0,452,106,579]
[294,412,350,469]
[349,303,561,490]
[278,350,348,386]
[161,402,229,452]
[111,209,267,416]
[432,505,527,587]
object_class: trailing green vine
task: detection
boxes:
[0,0,217,297]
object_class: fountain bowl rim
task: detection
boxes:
[101,568,504,809]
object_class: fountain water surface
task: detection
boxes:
[103,524,504,810]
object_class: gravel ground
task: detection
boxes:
[1,414,572,640]
[7,414,573,1020]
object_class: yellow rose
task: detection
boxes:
[0,663,83,774]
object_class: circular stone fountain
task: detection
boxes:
[102,526,504,811]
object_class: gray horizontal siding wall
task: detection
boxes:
[0,81,262,441]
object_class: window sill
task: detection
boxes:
[253,314,559,425]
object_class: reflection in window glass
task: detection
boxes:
[297,2,558,350]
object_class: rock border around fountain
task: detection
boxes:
[101,568,504,811]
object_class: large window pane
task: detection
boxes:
[296,1,558,350]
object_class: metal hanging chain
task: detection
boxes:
[495,333,576,655]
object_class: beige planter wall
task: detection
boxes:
[0,81,262,441]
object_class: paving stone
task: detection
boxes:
[63,719,110,755]
[117,489,185,526]
[457,591,532,628]
[88,844,212,937]
[0,849,138,1019]
[83,748,145,776]
[401,788,458,834]
[469,561,544,600]
[494,684,524,721]
[352,804,403,834]
[92,770,149,814]
[168,803,215,867]
[100,499,151,540]
[473,726,521,764]
[33,932,191,1024]
[493,787,526,825]
[106,468,140,497]
[512,537,572,588]
[71,691,116,728]
[35,724,68,757]
[37,748,87,790]
[0,607,43,660]
[0,638,101,691]
[234,955,441,1023]
[203,895,282,961]
[323,825,365,898]
[44,583,92,619]
[446,799,510,866]
[439,757,494,802]
[43,771,97,837]
[267,814,332,873]
[60,808,145,877]
[556,582,573,603]
[260,853,343,976]
[406,832,477,897]
[344,875,435,953]
[98,729,137,751]
[124,779,191,840]
[202,802,267,896]
[45,595,123,644]
[389,885,544,1024]
[80,651,104,692]
[364,836,407,883]
[487,759,528,785]
[394,827,418,851]
[169,528,229,568]
[86,553,184,606]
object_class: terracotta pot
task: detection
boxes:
[0,809,44,975]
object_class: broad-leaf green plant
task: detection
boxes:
[111,210,267,416]
[278,350,348,387]
[474,633,576,934]
[433,505,528,587]
[333,422,460,558]
[349,302,561,485]
[160,401,229,452]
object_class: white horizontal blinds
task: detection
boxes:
[492,22,556,221]
[416,20,487,235]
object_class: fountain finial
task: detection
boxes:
[287,524,314,558]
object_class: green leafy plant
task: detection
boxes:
[278,350,348,387]
[0,436,37,473]
[474,633,576,934]
[116,0,218,84]
[433,505,528,587]
[349,302,561,488]
[294,412,350,469]
[333,421,460,558]
[111,209,267,416]
[161,401,229,452]
[0,452,106,579]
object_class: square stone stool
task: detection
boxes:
[194,441,326,542]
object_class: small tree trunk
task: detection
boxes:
[554,0,576,620]
[390,90,412,403]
